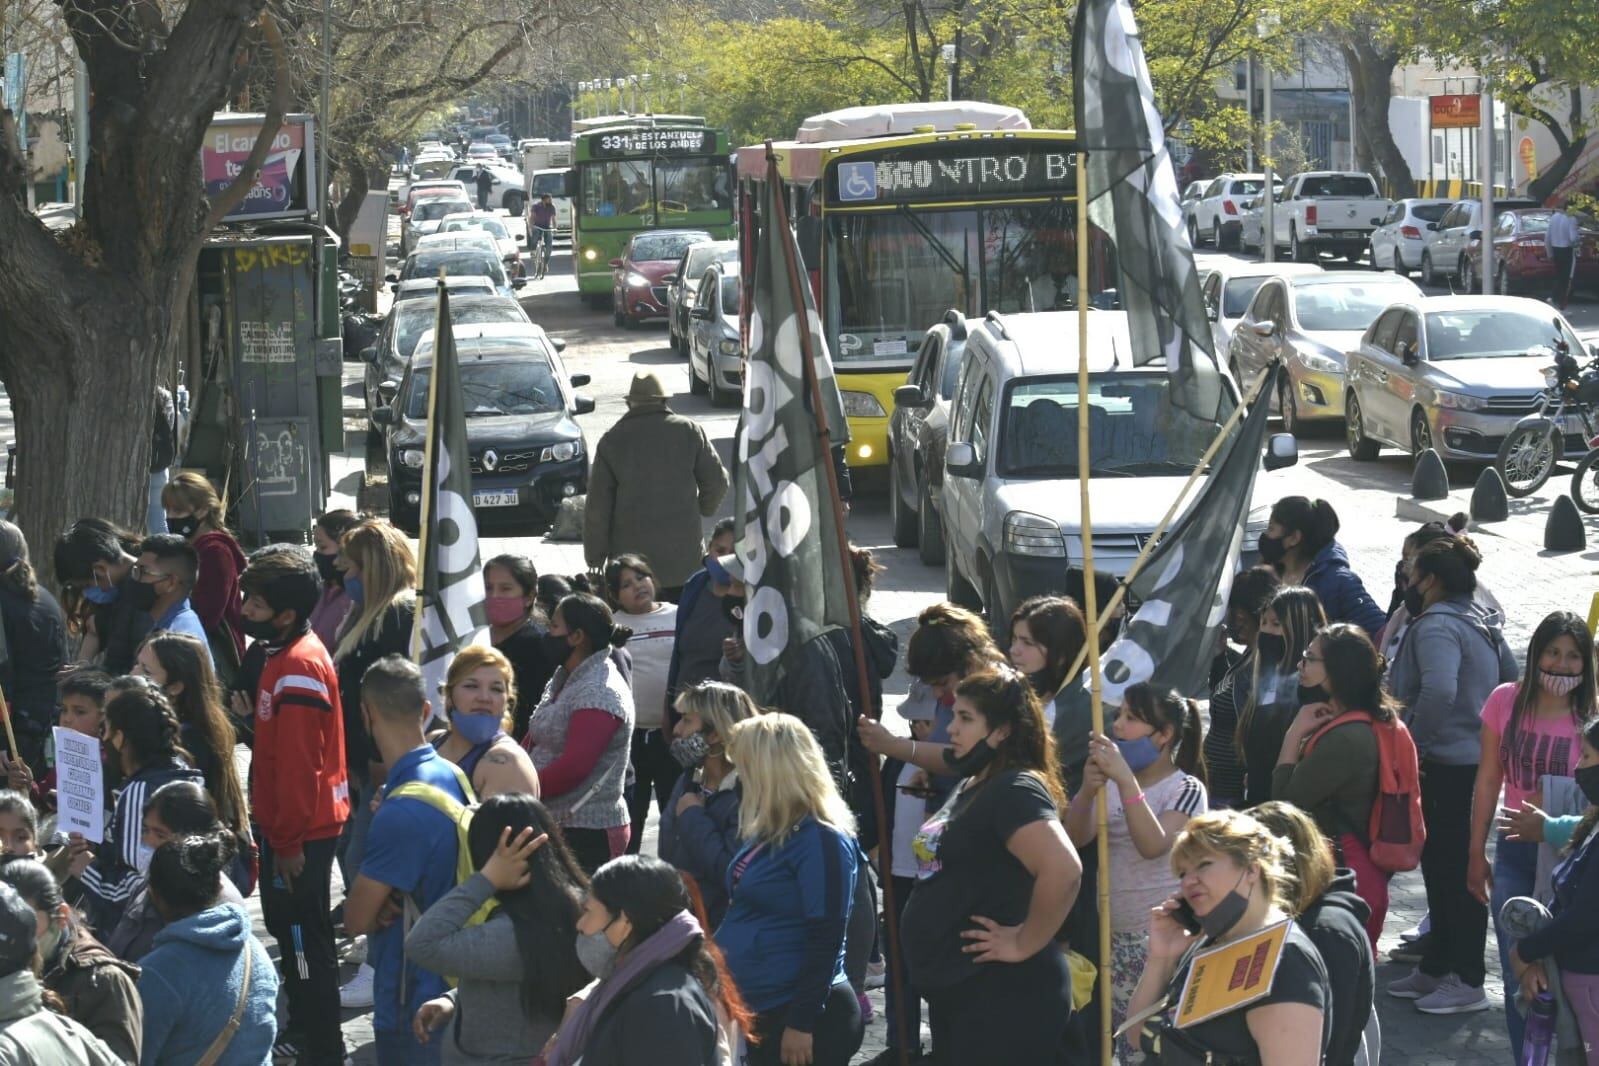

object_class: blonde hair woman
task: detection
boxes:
[159,471,245,668]
[658,682,761,926]
[429,645,541,800]
[1125,810,1328,1066]
[717,714,863,1066]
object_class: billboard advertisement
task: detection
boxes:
[202,113,318,222]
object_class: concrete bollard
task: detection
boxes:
[1470,466,1510,522]
[1411,448,1449,501]
[1545,494,1587,553]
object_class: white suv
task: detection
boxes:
[1190,173,1279,251]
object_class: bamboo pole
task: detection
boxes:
[409,275,447,666]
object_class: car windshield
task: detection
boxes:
[1228,179,1268,195]
[1424,309,1582,361]
[406,357,563,419]
[394,302,525,359]
[443,216,510,239]
[1223,277,1270,318]
[414,200,471,222]
[393,282,494,303]
[720,276,740,312]
[632,233,709,262]
[998,373,1237,477]
[1298,175,1379,197]
[1413,203,1451,223]
[581,158,731,219]
[1513,212,1552,234]
[531,172,566,197]
[1294,282,1414,331]
[412,161,456,180]
[403,250,506,285]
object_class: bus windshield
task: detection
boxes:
[824,202,1093,364]
[582,158,729,218]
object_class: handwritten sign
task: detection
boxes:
[52,728,104,844]
[1175,919,1292,1028]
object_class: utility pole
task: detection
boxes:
[1245,56,1254,172]
[1258,13,1278,262]
[1479,86,1495,294]
[319,0,331,225]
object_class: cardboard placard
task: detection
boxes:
[1175,919,1293,1028]
[52,727,104,844]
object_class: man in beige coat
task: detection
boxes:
[584,372,730,596]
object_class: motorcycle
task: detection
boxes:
[1493,338,1599,497]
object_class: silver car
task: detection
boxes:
[688,262,742,408]
[1199,261,1323,362]
[1228,271,1422,433]
[1344,295,1590,460]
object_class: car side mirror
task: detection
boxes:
[894,384,931,409]
[662,275,678,286]
[1262,432,1298,471]
[1426,222,1439,231]
[512,277,527,290]
[690,306,713,321]
[946,441,982,478]
[1205,304,1218,322]
[517,233,526,243]
[608,258,624,269]
[372,406,396,427]
[571,394,596,415]
[384,273,398,284]
[563,171,579,199]
[569,372,590,387]
[1398,341,1420,366]
[1250,320,1276,338]
[552,338,568,353]
[360,346,378,364]
[1468,230,1482,241]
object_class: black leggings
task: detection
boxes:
[925,949,1071,1065]
[747,982,864,1066]
[625,728,679,854]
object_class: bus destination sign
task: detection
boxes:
[828,145,1077,205]
[591,129,717,157]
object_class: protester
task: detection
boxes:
[406,794,590,1064]
[524,593,636,873]
[1253,802,1376,1066]
[1067,682,1207,1052]
[0,879,120,1064]
[1387,534,1515,1015]
[309,508,361,651]
[0,856,141,1063]
[1374,516,1489,663]
[0,521,66,771]
[583,370,730,597]
[0,797,33,859]
[130,534,210,659]
[834,546,901,848]
[12,669,112,818]
[658,681,760,928]
[714,713,864,1065]
[52,518,150,674]
[482,554,556,740]
[1270,623,1391,948]
[535,574,573,623]
[105,781,247,962]
[161,471,246,670]
[137,832,279,1066]
[1259,497,1384,637]
[1545,200,1580,309]
[148,385,176,535]
[1508,717,1599,1056]
[78,679,202,934]
[1007,594,1086,728]
[1206,567,1281,808]
[666,519,738,713]
[546,854,747,1066]
[606,554,679,854]
[1468,611,1594,1054]
[430,644,541,799]
[1125,810,1328,1066]
[238,544,351,1062]
[1236,585,1325,807]
[346,655,470,1064]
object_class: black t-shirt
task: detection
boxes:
[1157,922,1329,1063]
[495,619,555,741]
[901,768,1060,993]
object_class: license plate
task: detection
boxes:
[473,490,519,508]
[1338,230,1364,238]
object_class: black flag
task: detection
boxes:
[1073,0,1223,418]
[413,280,489,702]
[732,156,852,705]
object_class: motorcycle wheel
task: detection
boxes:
[1573,449,1599,514]
[1495,420,1560,497]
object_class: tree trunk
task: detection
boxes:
[333,161,372,241]
[1526,90,1587,204]
[1343,40,1413,198]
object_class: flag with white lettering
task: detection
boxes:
[413,281,489,707]
[1073,0,1223,418]
[732,154,852,707]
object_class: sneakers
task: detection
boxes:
[1388,932,1431,964]
[1386,968,1441,1000]
[1414,975,1491,1015]
[339,963,375,1009]
[339,935,367,966]
[865,958,887,990]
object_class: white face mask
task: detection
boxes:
[133,844,153,877]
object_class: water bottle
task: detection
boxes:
[1522,991,1556,1066]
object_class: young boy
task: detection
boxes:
[1,668,113,814]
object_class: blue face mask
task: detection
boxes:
[344,575,365,606]
[453,711,502,745]
[1115,735,1163,772]
[83,584,119,605]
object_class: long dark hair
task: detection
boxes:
[1120,682,1208,785]
[148,831,235,917]
[954,668,1066,809]
[554,593,631,654]
[906,603,1003,680]
[1316,624,1397,722]
[467,795,589,1021]
[1568,718,1599,852]
[104,680,191,770]
[1010,596,1086,698]
[588,855,754,1039]
[1509,612,1597,761]
[1269,496,1341,560]
[1238,585,1325,764]
[1412,534,1482,599]
[142,632,248,840]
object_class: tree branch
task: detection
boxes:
[203,12,290,230]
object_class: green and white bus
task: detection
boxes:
[568,115,735,302]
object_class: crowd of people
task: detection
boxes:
[0,420,1586,1066]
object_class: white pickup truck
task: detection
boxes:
[1272,171,1392,264]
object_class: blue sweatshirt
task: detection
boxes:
[137,902,278,1066]
[1303,542,1386,637]
[1519,829,1599,973]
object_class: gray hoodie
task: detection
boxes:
[1388,595,1518,765]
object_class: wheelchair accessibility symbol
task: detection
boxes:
[838,162,878,202]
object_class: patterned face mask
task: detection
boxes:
[1540,670,1583,697]
[670,732,713,769]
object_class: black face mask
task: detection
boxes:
[541,631,575,664]
[242,616,282,643]
[1255,632,1287,667]
[1575,764,1599,807]
[1257,533,1287,565]
[943,732,1000,778]
[166,515,200,539]
[1198,871,1254,939]
[314,551,342,588]
[1403,582,1426,618]
[128,580,160,612]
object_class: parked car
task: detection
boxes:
[1237,195,1267,253]
[686,262,743,407]
[391,239,525,299]
[1271,171,1391,263]
[610,229,713,327]
[1191,173,1279,250]
[400,194,473,257]
[938,311,1297,630]
[375,321,594,533]
[1199,261,1324,362]
[437,211,525,277]
[1345,295,1590,460]
[667,239,738,353]
[1419,197,1540,286]
[888,309,970,564]
[362,291,530,424]
[1180,180,1210,234]
[1228,271,1423,433]
[1461,208,1599,297]
[1368,198,1455,276]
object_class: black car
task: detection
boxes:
[375,326,594,534]
[888,309,970,565]
[361,290,527,428]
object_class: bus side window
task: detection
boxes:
[797,216,823,272]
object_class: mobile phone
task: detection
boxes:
[897,785,937,800]
[1170,897,1202,935]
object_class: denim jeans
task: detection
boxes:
[374,1026,442,1066]
[1492,835,1539,1058]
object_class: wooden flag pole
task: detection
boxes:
[1075,151,1114,1066]
[410,273,448,665]
[0,689,17,761]
[764,144,911,1066]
